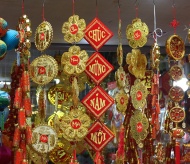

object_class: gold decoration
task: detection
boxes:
[49,141,71,164]
[169,65,183,81]
[155,142,165,163]
[31,124,57,154]
[48,84,71,108]
[115,67,126,89]
[130,110,149,146]
[168,86,184,102]
[166,34,185,60]
[126,49,147,79]
[130,79,148,109]
[61,45,88,74]
[29,55,58,85]
[61,101,86,113]
[117,43,123,66]
[35,21,53,52]
[60,109,91,141]
[126,18,149,48]
[169,106,185,123]
[115,89,128,114]
[150,43,160,70]
[62,15,86,43]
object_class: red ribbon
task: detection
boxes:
[175,142,180,164]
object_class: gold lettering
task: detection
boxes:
[91,132,97,144]
[88,27,106,42]
[89,60,106,76]
[90,131,106,145]
[90,93,105,111]
[57,150,66,158]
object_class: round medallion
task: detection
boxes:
[169,65,183,81]
[169,106,185,123]
[35,21,53,52]
[29,55,58,85]
[166,34,185,60]
[169,86,184,102]
[32,124,57,154]
[115,90,128,114]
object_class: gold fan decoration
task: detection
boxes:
[126,49,147,79]
[115,90,128,114]
[60,109,91,141]
[130,79,148,109]
[61,45,88,75]
[126,18,149,49]
[62,15,86,43]
[130,110,149,147]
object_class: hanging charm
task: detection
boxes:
[115,89,128,114]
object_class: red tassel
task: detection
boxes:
[13,126,21,147]
[70,149,79,164]
[14,149,23,164]
[18,108,26,130]
[175,142,180,164]
[26,125,32,145]
[94,151,104,164]
[23,96,32,117]
[14,87,22,108]
[152,95,157,107]
[22,71,30,92]
[116,125,125,161]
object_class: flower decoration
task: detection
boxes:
[115,90,128,114]
[126,18,149,48]
[126,49,147,79]
[130,110,149,147]
[62,15,86,43]
[61,45,88,75]
[130,79,148,109]
[60,109,91,141]
[115,67,126,89]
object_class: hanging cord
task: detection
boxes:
[96,0,98,17]
[118,0,122,43]
[42,0,46,21]
[134,0,139,18]
[22,0,25,14]
[72,0,75,15]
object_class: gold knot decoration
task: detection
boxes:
[126,18,149,49]
[61,45,89,75]
[126,49,147,79]
[130,79,148,109]
[130,110,149,147]
[60,109,91,141]
[62,15,86,43]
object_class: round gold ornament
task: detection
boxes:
[130,79,148,109]
[115,89,128,114]
[31,124,57,154]
[48,84,71,108]
[169,106,185,123]
[35,21,53,52]
[130,110,149,146]
[49,142,71,164]
[29,55,58,85]
[62,15,86,43]
[169,65,183,81]
[126,18,149,49]
[166,34,185,60]
[61,45,88,75]
[126,49,147,79]
[60,109,91,141]
[115,67,126,89]
[168,86,184,102]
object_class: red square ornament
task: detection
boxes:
[85,121,114,152]
[85,52,114,85]
[81,86,114,119]
[84,17,113,51]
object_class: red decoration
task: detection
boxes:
[14,149,23,164]
[116,126,125,161]
[18,108,26,130]
[175,142,180,164]
[94,151,104,164]
[82,86,114,119]
[170,19,179,29]
[14,87,22,109]
[21,71,30,92]
[26,125,32,145]
[23,96,32,117]
[13,126,21,147]
[85,52,114,85]
[84,17,113,51]
[85,121,114,152]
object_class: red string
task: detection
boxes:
[96,0,98,17]
[72,0,75,15]
[42,3,45,21]
[135,7,138,18]
[22,0,24,14]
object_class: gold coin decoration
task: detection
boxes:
[126,18,149,49]
[115,89,129,114]
[61,45,88,75]
[49,142,71,164]
[130,79,148,109]
[115,67,126,89]
[169,65,183,81]
[169,106,185,123]
[126,49,147,79]
[35,21,53,52]
[60,109,91,141]
[130,110,149,146]
[29,55,58,85]
[166,34,185,60]
[62,15,86,43]
[168,86,184,102]
[48,84,71,108]
[31,124,57,154]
